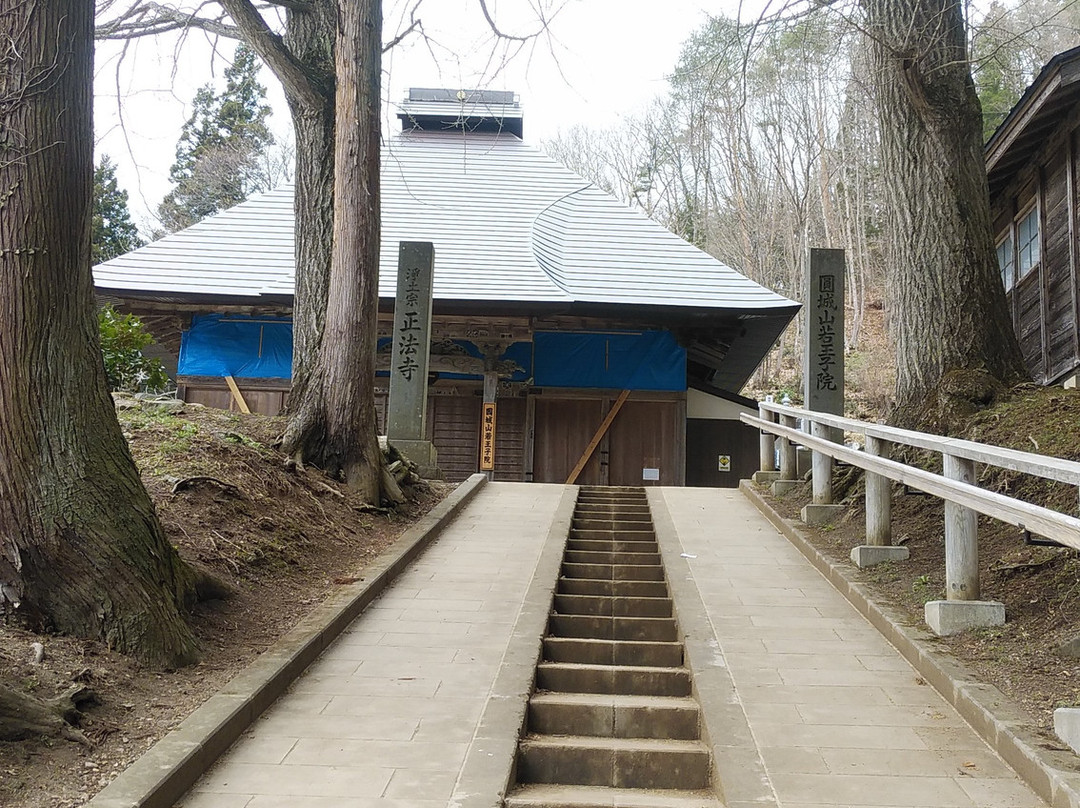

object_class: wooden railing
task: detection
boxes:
[741,402,1080,608]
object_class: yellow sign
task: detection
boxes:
[480,402,497,471]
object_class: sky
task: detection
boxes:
[93,1,764,230]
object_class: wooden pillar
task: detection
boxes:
[865,436,892,546]
[758,404,777,472]
[779,414,798,480]
[944,454,979,600]
[810,420,832,505]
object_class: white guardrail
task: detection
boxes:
[741,401,1080,610]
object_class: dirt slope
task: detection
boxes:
[0,402,449,808]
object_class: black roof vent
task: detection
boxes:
[397,88,523,138]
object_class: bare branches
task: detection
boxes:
[95,2,241,40]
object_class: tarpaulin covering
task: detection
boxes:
[533,330,686,391]
[179,314,292,379]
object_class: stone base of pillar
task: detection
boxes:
[924,600,1005,636]
[800,503,844,526]
[771,480,800,496]
[391,439,441,479]
[850,545,909,568]
[752,470,781,484]
[1054,708,1080,755]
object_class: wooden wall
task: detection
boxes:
[994,126,1080,385]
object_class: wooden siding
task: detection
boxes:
[493,397,528,481]
[429,395,481,483]
[685,419,761,488]
[1045,155,1075,379]
[993,120,1080,385]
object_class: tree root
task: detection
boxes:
[0,682,95,745]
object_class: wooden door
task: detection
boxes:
[532,398,605,485]
[607,400,681,486]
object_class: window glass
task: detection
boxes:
[996,233,1015,292]
[1017,206,1039,278]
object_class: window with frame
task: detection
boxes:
[996,232,1015,293]
[1016,205,1040,280]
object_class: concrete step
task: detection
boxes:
[569,528,657,542]
[561,563,665,582]
[543,637,684,667]
[505,784,721,808]
[573,519,654,532]
[516,735,710,790]
[529,693,700,740]
[567,538,659,553]
[564,550,662,566]
[574,501,651,512]
[553,594,673,618]
[548,615,678,642]
[536,662,691,697]
[558,578,669,598]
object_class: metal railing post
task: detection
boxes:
[779,414,798,480]
[758,405,777,472]
[810,420,833,504]
[865,436,892,546]
[943,453,979,600]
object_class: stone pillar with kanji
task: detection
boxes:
[387,241,440,478]
[803,248,845,425]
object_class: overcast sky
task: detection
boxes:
[93,1,764,229]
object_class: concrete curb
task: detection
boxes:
[86,473,490,808]
[740,479,1080,808]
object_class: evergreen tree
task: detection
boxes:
[92,155,144,263]
[157,43,274,232]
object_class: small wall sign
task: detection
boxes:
[718,455,731,472]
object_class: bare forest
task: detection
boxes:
[542,0,1080,413]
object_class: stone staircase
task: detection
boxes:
[505,486,720,808]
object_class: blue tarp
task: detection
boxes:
[179,314,293,379]
[533,331,686,391]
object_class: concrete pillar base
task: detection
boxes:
[924,600,1005,636]
[390,439,441,479]
[752,470,781,484]
[771,479,800,496]
[1054,708,1080,754]
[796,447,812,477]
[801,503,844,526]
[850,545,909,568]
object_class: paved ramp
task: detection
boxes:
[173,483,1049,808]
[652,487,1047,808]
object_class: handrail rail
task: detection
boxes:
[742,413,1080,551]
[756,401,1080,487]
[742,401,1080,635]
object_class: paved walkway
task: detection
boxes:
[655,487,1047,808]
[175,482,1050,808]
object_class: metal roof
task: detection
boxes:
[985,46,1080,198]
[94,130,798,319]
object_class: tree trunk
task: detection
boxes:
[0,1,199,669]
[281,0,384,501]
[281,0,337,401]
[864,0,1027,426]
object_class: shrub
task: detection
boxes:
[98,305,170,393]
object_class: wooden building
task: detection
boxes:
[95,89,799,485]
[987,46,1080,386]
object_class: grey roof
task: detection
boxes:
[94,130,796,314]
